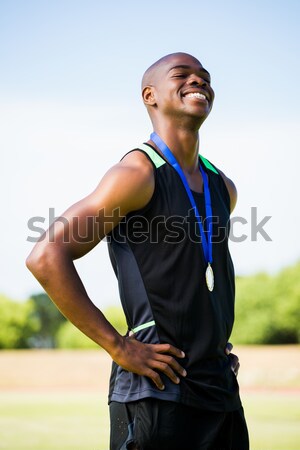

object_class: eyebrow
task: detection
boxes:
[168,65,210,77]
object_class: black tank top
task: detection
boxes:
[107,143,241,412]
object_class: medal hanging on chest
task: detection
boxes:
[150,132,214,292]
[205,263,214,292]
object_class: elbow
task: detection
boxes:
[26,243,55,280]
[25,252,39,274]
[26,249,45,279]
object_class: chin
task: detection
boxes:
[188,107,211,121]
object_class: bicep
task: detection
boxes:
[37,161,155,260]
[227,178,237,213]
[218,170,238,213]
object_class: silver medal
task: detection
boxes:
[205,263,214,291]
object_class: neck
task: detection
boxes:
[150,124,200,174]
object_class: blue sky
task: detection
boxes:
[1,0,299,306]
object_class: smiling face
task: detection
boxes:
[142,53,215,127]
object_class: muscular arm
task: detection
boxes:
[26,151,186,390]
[219,170,238,213]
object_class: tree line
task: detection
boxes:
[0,261,299,349]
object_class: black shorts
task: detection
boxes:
[109,398,249,450]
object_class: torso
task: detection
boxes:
[107,143,241,412]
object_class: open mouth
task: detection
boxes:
[184,92,207,101]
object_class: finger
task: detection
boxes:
[228,353,239,366]
[152,361,181,384]
[156,354,187,377]
[233,362,240,376]
[146,368,165,390]
[154,343,185,358]
[228,353,239,372]
[225,342,233,355]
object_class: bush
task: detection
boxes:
[1,261,299,348]
[28,293,67,348]
[231,263,300,344]
[56,305,127,349]
[103,306,127,336]
[56,321,99,349]
[0,295,39,349]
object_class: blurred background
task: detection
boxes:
[0,0,299,449]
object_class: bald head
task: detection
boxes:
[141,52,213,126]
[141,52,202,90]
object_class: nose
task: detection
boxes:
[187,74,207,87]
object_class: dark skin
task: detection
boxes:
[26,52,239,392]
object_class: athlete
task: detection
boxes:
[26,52,249,449]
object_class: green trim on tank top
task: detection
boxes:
[138,144,166,168]
[131,320,156,334]
[199,155,219,174]
[138,143,219,175]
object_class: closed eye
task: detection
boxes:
[168,65,211,83]
[172,73,187,78]
[171,72,211,84]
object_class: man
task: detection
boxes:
[26,52,249,449]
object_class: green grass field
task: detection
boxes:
[0,348,299,449]
[0,391,299,450]
[244,392,300,450]
[0,392,109,450]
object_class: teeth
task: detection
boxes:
[185,93,206,100]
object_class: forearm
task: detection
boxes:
[26,245,187,391]
[26,246,122,356]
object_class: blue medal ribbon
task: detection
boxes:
[150,132,213,267]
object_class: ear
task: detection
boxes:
[142,86,156,106]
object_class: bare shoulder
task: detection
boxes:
[93,149,155,216]
[120,148,155,173]
[217,168,238,213]
[116,149,156,212]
